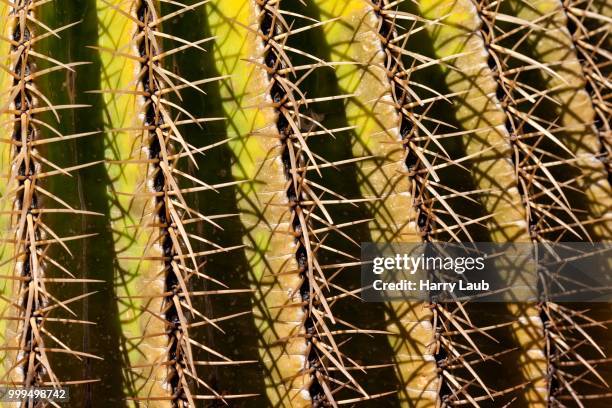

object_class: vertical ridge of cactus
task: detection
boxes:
[529,78,612,406]
[316,0,525,406]
[96,0,148,400]
[255,4,327,403]
[505,0,611,241]
[40,1,127,404]
[313,1,440,405]
[383,1,524,405]
[494,0,612,402]
[205,0,306,405]
[210,0,400,405]
[388,1,530,405]
[473,0,612,405]
[419,0,532,243]
[563,0,611,180]
[249,1,384,405]
[254,2,328,404]
[0,0,103,391]
[472,1,552,403]
[97,0,251,405]
[318,1,439,405]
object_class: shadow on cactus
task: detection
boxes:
[0,0,609,407]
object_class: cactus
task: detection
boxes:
[0,0,609,407]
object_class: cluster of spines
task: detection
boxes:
[98,0,250,404]
[1,0,100,392]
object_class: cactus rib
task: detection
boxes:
[473,0,612,405]
[130,2,200,402]
[1,0,99,391]
[98,0,250,404]
[257,1,319,403]
[254,1,376,404]
[315,1,445,405]
[315,0,526,405]
[205,0,312,404]
[508,0,611,240]
[315,0,441,404]
[563,0,612,181]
